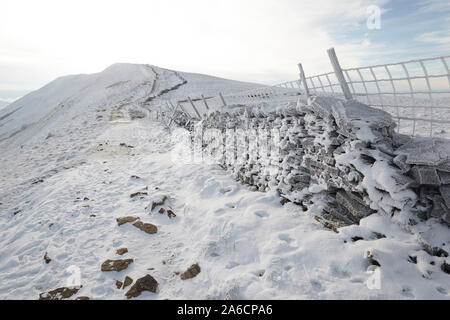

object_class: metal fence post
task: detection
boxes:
[327,47,353,100]
[219,92,227,106]
[297,63,310,100]
[188,96,202,119]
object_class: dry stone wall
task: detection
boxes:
[179,96,450,227]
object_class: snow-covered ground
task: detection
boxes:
[0,64,449,300]
[0,100,10,111]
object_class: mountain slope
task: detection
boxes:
[0,63,262,145]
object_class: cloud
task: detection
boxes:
[0,0,409,90]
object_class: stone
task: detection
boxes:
[430,195,447,221]
[123,276,133,289]
[125,274,158,299]
[116,248,128,256]
[288,174,310,185]
[440,185,450,208]
[437,161,450,173]
[438,171,450,184]
[76,296,90,300]
[116,216,139,226]
[44,252,51,264]
[39,286,81,300]
[441,261,450,274]
[130,191,148,199]
[116,280,123,289]
[329,98,393,131]
[409,166,441,185]
[133,221,158,234]
[336,190,373,219]
[420,239,449,258]
[392,173,416,189]
[158,208,165,214]
[180,263,201,280]
[150,195,168,211]
[396,137,450,166]
[101,259,134,272]
[393,154,411,173]
[167,209,176,219]
[323,201,359,226]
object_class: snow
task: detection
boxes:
[0,64,449,300]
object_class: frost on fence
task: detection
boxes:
[172,87,304,120]
[276,55,450,138]
[280,55,450,138]
[342,56,450,138]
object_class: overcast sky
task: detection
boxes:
[0,0,449,99]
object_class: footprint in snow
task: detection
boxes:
[278,233,295,243]
[254,210,269,218]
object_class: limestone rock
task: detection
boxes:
[167,209,176,219]
[123,276,133,289]
[410,166,441,185]
[116,248,128,256]
[396,137,450,166]
[150,195,168,211]
[130,191,148,199]
[440,185,450,208]
[116,216,139,226]
[101,259,134,272]
[439,171,450,184]
[180,264,201,280]
[133,221,157,234]
[125,274,158,299]
[39,286,81,300]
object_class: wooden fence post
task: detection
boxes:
[327,47,353,100]
[219,92,227,106]
[188,96,202,119]
[201,94,209,110]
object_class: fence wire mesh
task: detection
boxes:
[276,55,450,138]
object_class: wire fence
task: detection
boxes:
[275,51,450,138]
[151,48,450,138]
[156,86,303,122]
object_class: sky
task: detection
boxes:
[0,0,449,101]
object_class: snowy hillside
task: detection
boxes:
[0,64,449,300]
[0,64,261,145]
[0,100,11,111]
